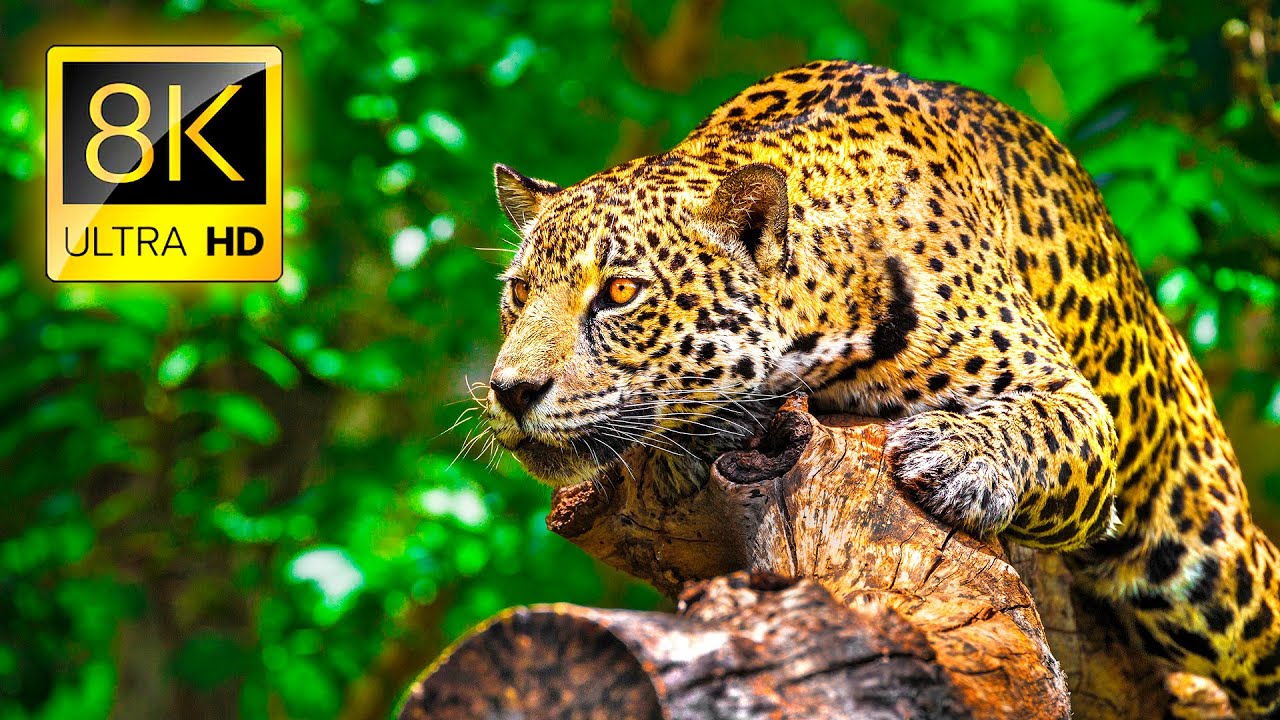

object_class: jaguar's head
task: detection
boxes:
[483,158,795,489]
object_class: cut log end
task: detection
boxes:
[399,608,663,720]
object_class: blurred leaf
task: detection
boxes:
[247,343,301,389]
[158,343,201,389]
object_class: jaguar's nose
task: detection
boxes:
[490,375,553,422]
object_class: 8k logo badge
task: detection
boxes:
[46,46,283,281]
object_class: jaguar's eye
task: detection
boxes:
[510,279,530,307]
[603,278,644,308]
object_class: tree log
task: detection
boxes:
[400,571,972,719]
[401,396,1235,718]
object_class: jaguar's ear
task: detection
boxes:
[701,163,790,272]
[495,164,562,234]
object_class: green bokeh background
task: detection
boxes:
[2,0,1279,718]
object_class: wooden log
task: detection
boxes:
[399,571,972,719]
[403,396,1235,718]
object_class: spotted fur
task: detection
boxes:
[484,60,1280,716]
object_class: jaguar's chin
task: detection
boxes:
[508,435,603,487]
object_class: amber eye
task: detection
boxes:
[510,279,530,307]
[604,278,642,307]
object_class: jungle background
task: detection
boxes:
[1,0,1279,718]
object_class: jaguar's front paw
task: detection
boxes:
[886,414,1018,538]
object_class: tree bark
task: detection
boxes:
[400,396,1235,719]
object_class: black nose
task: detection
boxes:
[491,376,553,421]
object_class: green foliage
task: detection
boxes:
[1,0,1278,718]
